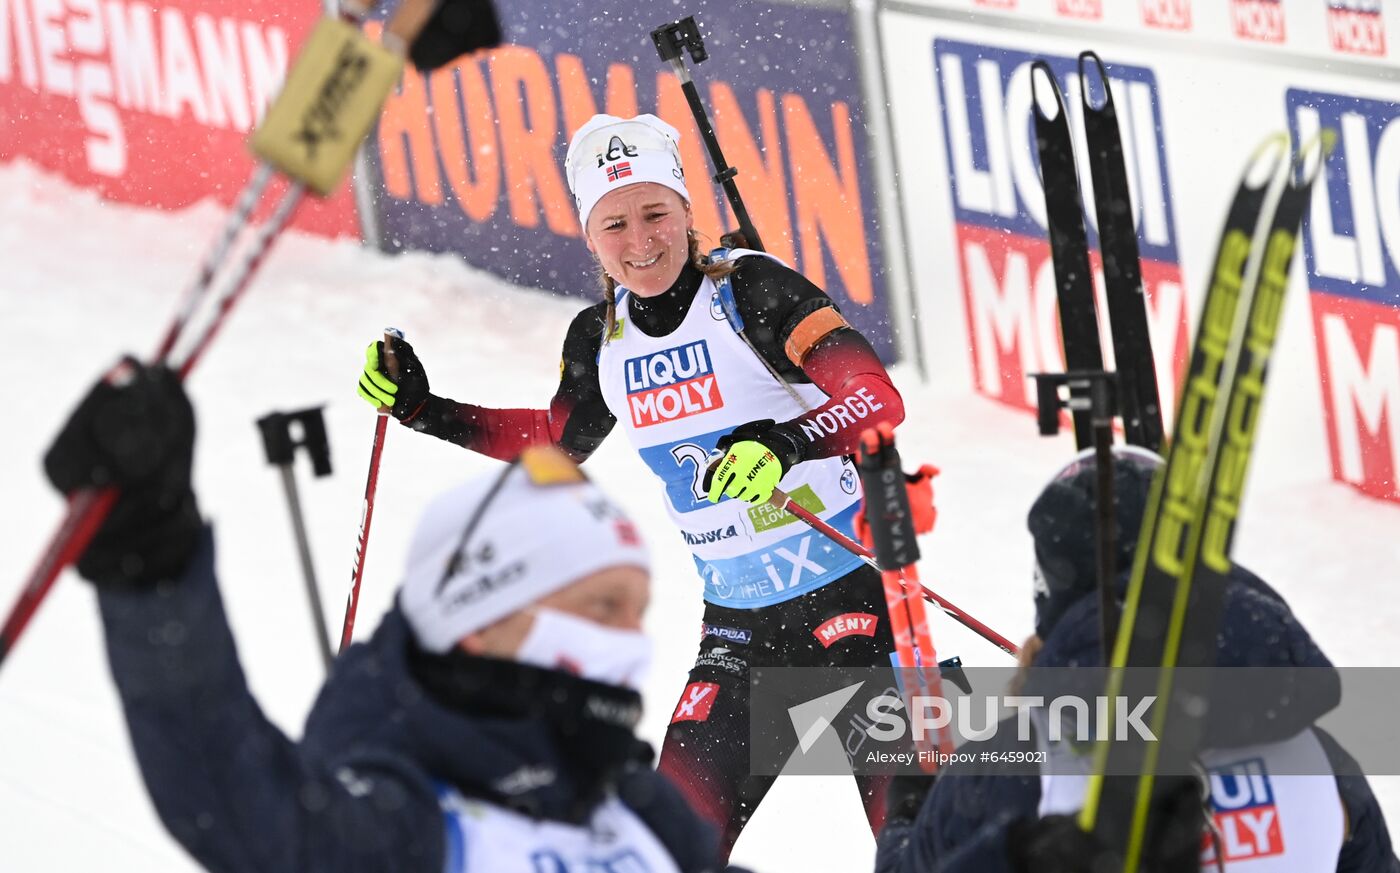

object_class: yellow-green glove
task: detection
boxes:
[357,338,429,421]
[704,419,806,504]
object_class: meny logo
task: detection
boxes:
[1202,758,1285,863]
[1329,0,1387,56]
[1288,90,1400,503]
[813,612,878,647]
[623,340,724,427]
[933,40,1187,423]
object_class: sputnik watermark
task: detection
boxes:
[866,749,1047,767]
[862,693,1159,743]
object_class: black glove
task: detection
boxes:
[884,772,937,826]
[407,0,502,72]
[43,360,201,588]
[1006,814,1114,873]
[357,337,430,422]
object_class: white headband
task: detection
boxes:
[565,114,690,230]
[399,464,650,653]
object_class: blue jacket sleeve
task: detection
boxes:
[1314,729,1400,873]
[96,527,444,873]
[873,733,1041,873]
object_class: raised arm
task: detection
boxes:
[703,257,906,503]
[47,362,442,873]
[357,306,616,462]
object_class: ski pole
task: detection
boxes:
[1,0,446,675]
[0,184,303,671]
[769,487,1020,658]
[339,328,402,652]
[651,16,764,252]
[857,424,951,770]
[258,407,335,671]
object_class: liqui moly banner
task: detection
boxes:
[1231,0,1286,44]
[365,0,893,358]
[0,0,358,236]
[933,39,1189,422]
[1329,0,1388,57]
[1289,90,1400,503]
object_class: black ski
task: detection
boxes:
[1081,132,1328,871]
[1079,52,1165,453]
[1032,61,1104,451]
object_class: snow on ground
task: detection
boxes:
[2,161,1398,872]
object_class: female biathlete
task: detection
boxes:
[357,113,908,856]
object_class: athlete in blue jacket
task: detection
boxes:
[874,448,1398,873]
[45,361,728,873]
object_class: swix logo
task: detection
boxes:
[814,613,879,647]
[1232,0,1286,43]
[1141,0,1192,30]
[974,0,1016,8]
[623,340,724,427]
[1329,0,1387,56]
[1288,90,1400,503]
[1201,758,1285,863]
[933,40,1187,427]
[670,681,719,724]
[0,0,290,176]
[1056,0,1103,19]
[294,39,370,160]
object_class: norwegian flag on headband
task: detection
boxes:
[606,162,632,182]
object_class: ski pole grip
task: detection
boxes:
[382,327,403,380]
[856,423,921,571]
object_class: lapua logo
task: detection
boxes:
[623,340,724,427]
[1287,90,1400,505]
[1141,0,1192,30]
[932,40,1187,429]
[1201,759,1285,863]
[1328,0,1387,56]
[1231,0,1286,43]
[1056,0,1103,19]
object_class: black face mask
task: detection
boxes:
[409,646,649,815]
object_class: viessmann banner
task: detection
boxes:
[0,0,359,237]
[363,0,894,357]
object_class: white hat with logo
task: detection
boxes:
[399,453,650,654]
[565,114,690,230]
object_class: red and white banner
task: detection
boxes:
[0,0,358,236]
